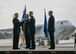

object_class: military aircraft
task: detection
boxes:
[0,20,76,45]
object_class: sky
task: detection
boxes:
[0,0,76,29]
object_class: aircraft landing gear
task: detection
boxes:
[55,39,59,44]
[74,33,76,49]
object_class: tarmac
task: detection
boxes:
[0,38,76,51]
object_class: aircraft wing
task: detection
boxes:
[35,25,43,32]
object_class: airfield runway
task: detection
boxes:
[0,37,76,51]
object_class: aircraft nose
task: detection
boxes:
[72,25,75,31]
[75,27,76,29]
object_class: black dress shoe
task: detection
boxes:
[17,48,20,49]
[13,48,20,49]
[48,48,55,49]
[29,48,35,49]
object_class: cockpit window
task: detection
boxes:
[66,21,71,24]
[56,20,71,25]
[64,20,72,24]
[56,21,64,25]
[61,22,63,24]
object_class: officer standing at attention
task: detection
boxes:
[12,13,22,49]
[48,11,55,49]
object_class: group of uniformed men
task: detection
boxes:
[12,6,55,50]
